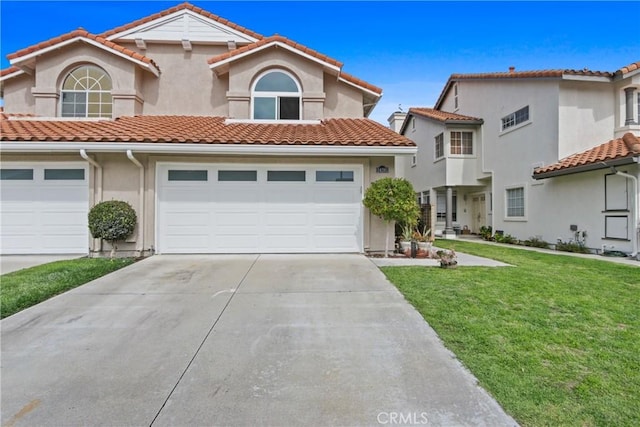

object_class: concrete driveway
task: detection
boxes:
[1,254,517,426]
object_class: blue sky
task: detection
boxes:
[1,1,638,124]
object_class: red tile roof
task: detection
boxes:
[0,107,34,120]
[208,35,343,68]
[534,133,640,176]
[616,61,640,75]
[0,115,414,147]
[449,68,613,80]
[409,107,482,123]
[100,2,263,41]
[6,29,159,71]
[338,71,382,95]
[0,66,24,78]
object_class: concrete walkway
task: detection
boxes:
[0,255,84,275]
[370,247,510,267]
[1,254,517,427]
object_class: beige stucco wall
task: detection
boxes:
[1,73,35,113]
[323,76,364,118]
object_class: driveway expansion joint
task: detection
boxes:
[148,254,261,427]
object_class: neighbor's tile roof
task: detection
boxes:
[409,107,482,123]
[6,29,159,70]
[100,2,263,40]
[449,68,613,80]
[0,115,414,146]
[534,133,640,175]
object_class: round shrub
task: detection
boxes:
[88,200,137,244]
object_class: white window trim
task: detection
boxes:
[59,65,113,119]
[434,133,445,161]
[250,69,302,121]
[499,105,531,135]
[453,83,459,111]
[504,184,527,221]
[448,130,475,158]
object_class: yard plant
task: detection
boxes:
[382,240,639,427]
[88,200,137,258]
[1,257,134,318]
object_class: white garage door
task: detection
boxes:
[157,164,363,253]
[0,163,89,254]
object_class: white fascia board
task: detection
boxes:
[9,37,160,77]
[562,74,611,83]
[337,77,382,98]
[210,41,341,73]
[0,141,417,156]
[0,69,26,82]
[107,10,259,43]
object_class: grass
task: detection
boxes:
[1,257,134,319]
[381,240,640,427]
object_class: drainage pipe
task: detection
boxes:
[80,149,102,253]
[126,150,145,256]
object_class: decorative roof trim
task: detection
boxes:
[209,36,342,73]
[0,66,26,82]
[101,2,263,41]
[7,30,160,77]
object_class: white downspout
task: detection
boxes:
[80,149,102,254]
[613,168,639,258]
[126,150,145,256]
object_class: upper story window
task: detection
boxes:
[453,83,459,110]
[450,131,473,155]
[61,65,112,118]
[252,70,301,120]
[501,106,529,131]
[434,133,444,159]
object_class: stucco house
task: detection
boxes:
[0,2,415,255]
[393,62,639,256]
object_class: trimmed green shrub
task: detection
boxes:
[88,200,137,258]
[523,237,550,249]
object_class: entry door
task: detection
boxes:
[471,195,487,234]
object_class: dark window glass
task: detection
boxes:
[316,171,354,182]
[168,170,208,181]
[279,97,300,120]
[218,170,257,182]
[0,169,34,180]
[267,170,306,182]
[44,169,85,180]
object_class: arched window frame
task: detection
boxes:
[251,69,302,121]
[60,65,113,118]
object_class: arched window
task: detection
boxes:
[252,70,301,120]
[61,65,112,118]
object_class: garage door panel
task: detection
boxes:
[157,164,362,253]
[1,163,88,254]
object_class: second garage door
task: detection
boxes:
[157,164,363,253]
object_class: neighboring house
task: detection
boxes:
[0,2,415,255]
[394,62,640,256]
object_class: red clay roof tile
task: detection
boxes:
[534,133,640,175]
[6,29,159,71]
[616,61,640,75]
[0,66,23,78]
[208,35,343,68]
[0,115,414,147]
[100,2,263,41]
[409,107,482,122]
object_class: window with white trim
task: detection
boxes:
[436,191,457,221]
[252,70,301,120]
[506,187,525,217]
[454,83,459,110]
[450,131,473,155]
[501,106,529,131]
[435,133,444,159]
[61,65,112,118]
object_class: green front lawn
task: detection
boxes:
[382,240,639,427]
[1,258,134,319]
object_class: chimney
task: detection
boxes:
[387,110,408,134]
[508,66,515,73]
